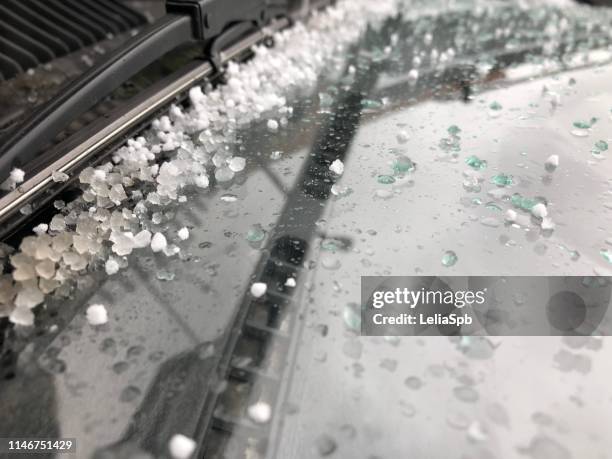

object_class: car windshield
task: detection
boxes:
[2,1,612,458]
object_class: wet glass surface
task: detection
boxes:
[2,1,612,458]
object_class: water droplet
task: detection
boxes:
[99,337,117,356]
[392,156,415,174]
[446,410,470,430]
[314,434,337,456]
[112,361,129,374]
[511,193,542,211]
[486,402,510,427]
[380,358,397,372]
[126,344,145,359]
[462,178,481,193]
[465,155,487,170]
[319,92,334,109]
[404,376,422,389]
[343,303,361,331]
[321,239,341,252]
[544,155,559,172]
[377,174,395,184]
[246,224,266,242]
[593,140,608,152]
[427,364,445,378]
[148,351,165,362]
[553,349,591,374]
[519,435,571,459]
[361,99,383,111]
[453,386,479,403]
[600,249,612,264]
[484,202,502,212]
[156,270,175,281]
[480,217,501,228]
[343,339,362,361]
[321,255,341,270]
[573,118,597,129]
[339,424,356,439]
[400,400,416,418]
[44,358,67,374]
[490,174,513,187]
[571,128,589,137]
[120,385,141,402]
[442,250,458,267]
[532,412,554,426]
[448,125,461,135]
[220,194,238,202]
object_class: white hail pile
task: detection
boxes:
[0,0,400,326]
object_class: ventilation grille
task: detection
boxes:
[0,0,146,80]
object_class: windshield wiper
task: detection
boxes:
[0,0,311,183]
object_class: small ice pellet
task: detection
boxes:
[541,217,555,230]
[250,282,267,298]
[220,194,238,202]
[215,167,234,182]
[51,170,69,182]
[151,232,167,252]
[133,230,152,248]
[10,307,34,327]
[267,119,279,131]
[10,168,25,184]
[188,86,204,103]
[285,277,296,287]
[194,174,209,188]
[177,227,189,240]
[375,189,394,199]
[407,68,419,83]
[1,167,25,190]
[228,157,246,172]
[505,209,517,222]
[531,203,548,218]
[247,401,272,424]
[329,159,344,175]
[32,223,48,235]
[105,258,119,275]
[86,304,108,326]
[168,434,196,459]
[331,184,350,196]
[467,421,488,442]
[544,154,559,172]
[396,130,409,144]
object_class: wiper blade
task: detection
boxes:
[0,0,303,183]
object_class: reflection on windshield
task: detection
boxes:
[2,0,612,458]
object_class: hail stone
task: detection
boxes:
[168,434,196,459]
[177,227,190,240]
[250,282,267,298]
[105,258,120,275]
[247,401,272,424]
[329,159,344,175]
[151,232,167,252]
[531,203,548,218]
[228,157,246,172]
[86,304,108,325]
[51,170,69,182]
